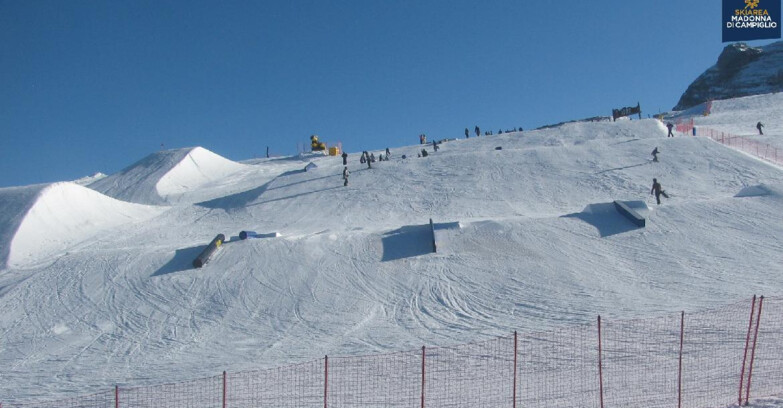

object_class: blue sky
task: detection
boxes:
[0,0,778,188]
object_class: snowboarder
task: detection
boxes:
[370,153,375,162]
[342,151,348,165]
[342,166,349,186]
[650,178,669,205]
[757,121,764,135]
[360,153,366,164]
[432,140,439,152]
[475,126,480,137]
[386,147,391,157]
[651,147,659,162]
[421,149,428,157]
[666,123,674,137]
[465,128,469,139]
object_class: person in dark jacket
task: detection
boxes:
[465,128,469,138]
[757,121,764,135]
[342,151,348,165]
[386,147,391,157]
[342,166,349,186]
[475,126,480,137]
[650,178,669,205]
[651,147,659,162]
[666,123,674,137]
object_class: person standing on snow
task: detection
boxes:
[650,178,669,205]
[651,147,659,162]
[666,123,674,137]
[475,126,480,137]
[757,121,764,135]
[342,166,349,186]
[465,128,470,139]
[342,151,348,165]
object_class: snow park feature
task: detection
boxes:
[192,234,226,268]
[238,231,280,240]
[2,93,783,406]
[613,200,647,227]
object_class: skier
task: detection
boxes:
[475,126,480,137]
[342,166,349,186]
[666,123,674,137]
[342,151,348,165]
[650,178,669,205]
[757,121,764,135]
[651,147,659,162]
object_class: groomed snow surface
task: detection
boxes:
[1,93,782,405]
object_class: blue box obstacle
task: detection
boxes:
[193,234,226,268]
[613,201,645,228]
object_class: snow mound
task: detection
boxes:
[736,184,783,198]
[0,183,51,268]
[7,182,166,268]
[73,172,107,186]
[89,147,245,205]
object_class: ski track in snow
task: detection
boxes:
[1,94,783,402]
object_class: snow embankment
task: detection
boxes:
[89,147,246,205]
[6,182,166,268]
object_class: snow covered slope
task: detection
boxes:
[1,182,166,269]
[88,147,247,205]
[1,95,783,401]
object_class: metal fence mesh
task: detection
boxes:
[4,296,782,408]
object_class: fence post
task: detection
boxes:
[421,346,426,408]
[222,371,227,408]
[115,385,119,408]
[513,331,518,408]
[678,311,685,408]
[324,356,328,408]
[745,296,764,406]
[739,295,757,406]
[598,315,604,408]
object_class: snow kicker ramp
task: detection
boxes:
[2,182,166,268]
[89,146,245,205]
